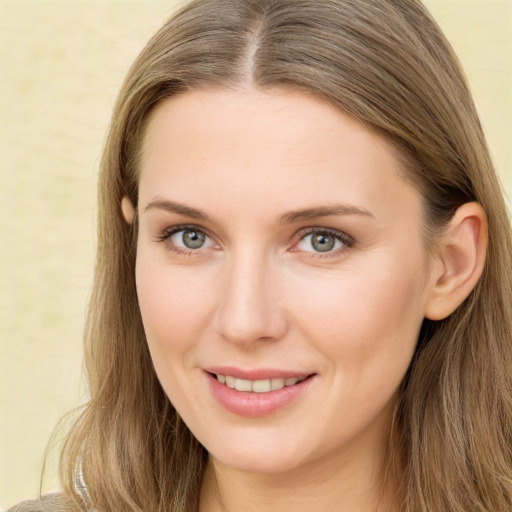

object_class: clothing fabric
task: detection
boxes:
[7,494,69,512]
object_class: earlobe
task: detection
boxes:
[121,196,136,225]
[425,202,488,321]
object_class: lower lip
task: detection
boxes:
[206,373,315,418]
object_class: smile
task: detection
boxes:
[215,374,308,393]
[207,370,316,417]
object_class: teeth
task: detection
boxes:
[215,374,306,393]
[252,379,272,393]
[235,378,252,392]
[271,378,285,391]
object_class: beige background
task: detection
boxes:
[0,0,511,509]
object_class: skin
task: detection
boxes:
[130,87,486,512]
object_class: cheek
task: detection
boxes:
[135,254,219,415]
[287,257,426,372]
[135,253,216,357]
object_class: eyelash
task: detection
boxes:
[293,227,354,258]
[155,224,216,256]
[155,224,354,258]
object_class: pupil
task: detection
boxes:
[312,233,335,252]
[182,230,205,249]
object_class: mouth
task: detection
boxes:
[205,369,316,417]
[211,373,310,393]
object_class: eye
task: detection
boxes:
[295,229,352,254]
[157,226,216,253]
[172,228,209,249]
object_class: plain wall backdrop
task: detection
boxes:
[1,0,511,509]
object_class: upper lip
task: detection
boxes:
[204,366,315,380]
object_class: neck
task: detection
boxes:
[199,434,398,512]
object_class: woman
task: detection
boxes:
[12,0,512,511]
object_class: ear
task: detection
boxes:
[425,202,488,321]
[121,195,136,225]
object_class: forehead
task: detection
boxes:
[137,87,421,224]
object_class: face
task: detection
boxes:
[135,87,434,475]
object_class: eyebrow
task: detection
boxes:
[143,198,211,221]
[277,204,374,225]
[143,198,374,224]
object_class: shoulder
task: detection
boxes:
[6,500,44,512]
[6,494,79,512]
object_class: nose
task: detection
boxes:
[214,250,289,346]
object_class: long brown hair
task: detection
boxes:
[57,1,512,510]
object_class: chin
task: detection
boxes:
[200,428,318,475]
[212,449,306,475]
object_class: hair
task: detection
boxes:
[53,1,512,511]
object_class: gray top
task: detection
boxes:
[7,494,72,512]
